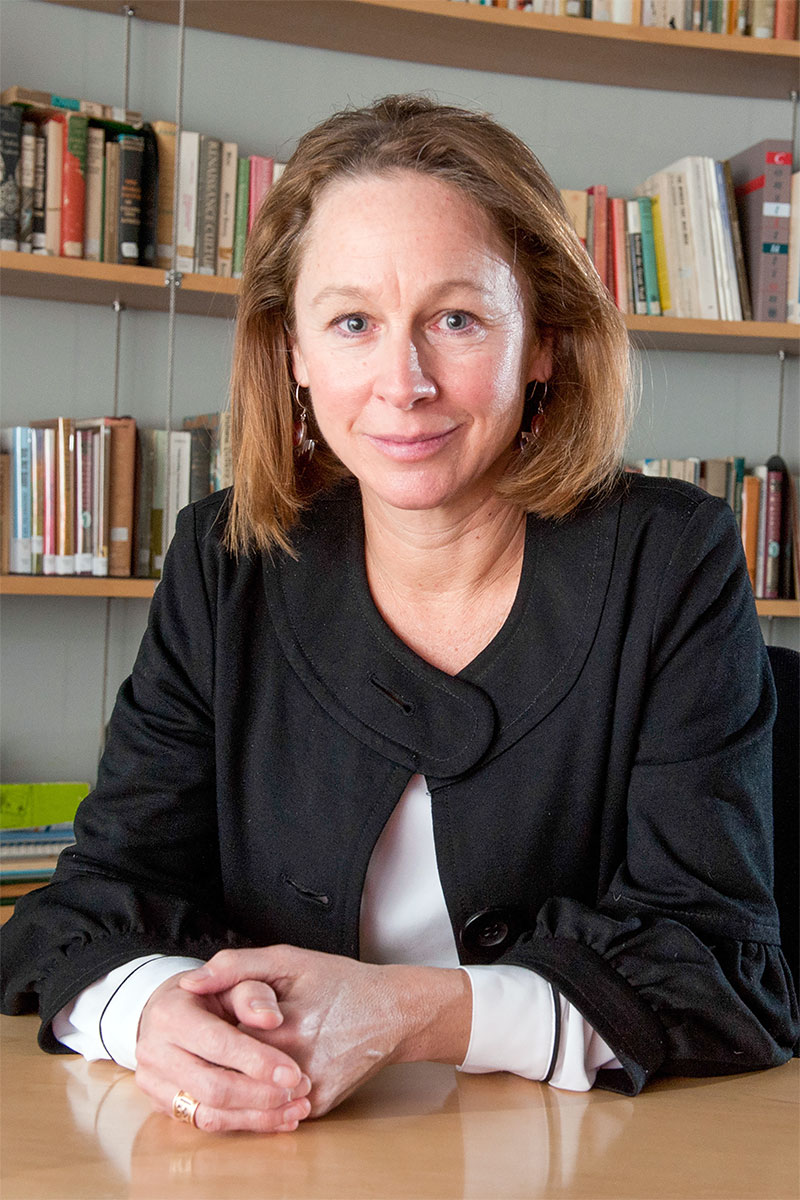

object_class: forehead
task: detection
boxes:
[295,170,513,283]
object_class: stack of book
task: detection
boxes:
[561,140,798,323]
[0,88,286,277]
[0,412,231,580]
[0,781,89,904]
[449,0,799,39]
[627,454,800,599]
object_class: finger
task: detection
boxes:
[143,993,304,1087]
[136,1042,312,1117]
[141,1065,312,1135]
[180,946,292,993]
[216,979,284,1031]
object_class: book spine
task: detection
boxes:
[232,156,250,278]
[102,140,119,263]
[18,120,36,252]
[152,121,177,269]
[714,159,743,322]
[730,140,792,323]
[721,159,752,321]
[74,428,93,574]
[0,105,22,250]
[60,113,88,258]
[187,427,212,503]
[138,125,158,267]
[248,154,273,233]
[135,428,155,578]
[55,417,75,574]
[703,155,730,321]
[216,141,238,277]
[587,185,608,287]
[29,429,43,574]
[165,432,192,555]
[740,473,760,592]
[108,417,136,577]
[83,125,105,261]
[195,136,222,275]
[1,428,32,574]
[32,127,47,254]
[649,194,672,315]
[42,427,56,575]
[773,0,798,37]
[763,463,783,600]
[44,115,64,255]
[0,452,9,575]
[636,196,661,315]
[176,130,200,274]
[786,171,800,324]
[609,197,628,313]
[149,430,167,577]
[117,134,144,263]
[91,425,111,576]
[626,199,648,315]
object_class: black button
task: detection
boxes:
[460,908,514,958]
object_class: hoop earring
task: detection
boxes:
[518,380,547,452]
[293,383,316,459]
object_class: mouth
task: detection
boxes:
[364,427,459,462]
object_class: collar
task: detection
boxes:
[262,482,621,779]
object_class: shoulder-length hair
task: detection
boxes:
[226,94,632,556]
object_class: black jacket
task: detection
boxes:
[2,475,797,1094]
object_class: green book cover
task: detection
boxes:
[232,156,250,278]
[1,782,90,829]
[636,197,661,316]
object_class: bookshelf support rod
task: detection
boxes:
[111,298,125,419]
[776,349,785,458]
[164,0,187,439]
[122,6,136,115]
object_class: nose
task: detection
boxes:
[373,333,437,410]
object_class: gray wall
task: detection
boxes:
[1,0,797,782]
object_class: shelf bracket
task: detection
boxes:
[163,269,183,289]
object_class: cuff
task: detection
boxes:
[99,956,206,1070]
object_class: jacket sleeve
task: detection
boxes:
[500,494,799,1094]
[0,502,246,1052]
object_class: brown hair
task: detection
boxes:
[227,94,632,556]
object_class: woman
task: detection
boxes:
[2,95,796,1134]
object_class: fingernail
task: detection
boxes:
[184,966,211,980]
[273,1066,298,1087]
[250,999,280,1013]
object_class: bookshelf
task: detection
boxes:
[44,0,800,99]
[3,252,799,354]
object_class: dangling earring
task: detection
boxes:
[293,383,315,459]
[518,381,548,452]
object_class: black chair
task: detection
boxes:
[766,644,799,1001]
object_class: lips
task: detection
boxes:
[364,427,459,462]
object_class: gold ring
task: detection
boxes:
[172,1089,200,1126]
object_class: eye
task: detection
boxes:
[439,311,476,333]
[334,313,370,335]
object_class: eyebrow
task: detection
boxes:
[309,279,494,308]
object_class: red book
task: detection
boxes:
[248,155,274,233]
[60,113,88,258]
[764,456,784,601]
[773,0,798,38]
[609,197,629,312]
[587,184,608,288]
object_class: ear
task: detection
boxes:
[288,335,310,389]
[526,331,552,385]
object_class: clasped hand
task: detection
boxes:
[136,945,471,1133]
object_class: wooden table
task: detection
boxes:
[1,1014,797,1200]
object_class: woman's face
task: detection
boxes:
[290,170,550,516]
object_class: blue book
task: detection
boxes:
[636,197,661,316]
[0,426,32,573]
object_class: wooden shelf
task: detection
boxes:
[0,576,796,617]
[3,254,798,354]
[0,576,156,598]
[43,0,800,98]
[0,252,237,317]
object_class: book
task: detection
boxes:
[103,416,137,576]
[117,133,144,263]
[232,155,250,277]
[587,184,608,287]
[74,427,94,574]
[29,427,46,575]
[31,125,46,254]
[60,111,88,258]
[0,452,9,574]
[754,464,769,598]
[636,196,661,315]
[787,171,800,324]
[728,139,793,323]
[138,124,158,266]
[763,456,784,600]
[216,140,238,277]
[19,119,38,252]
[195,134,222,275]
[609,197,629,312]
[248,153,273,232]
[0,86,142,125]
[102,138,120,262]
[626,199,648,315]
[31,418,75,574]
[0,427,32,574]
[176,129,200,273]
[560,188,588,246]
[41,426,56,575]
[719,159,751,321]
[83,123,105,260]
[740,473,761,591]
[43,113,64,256]
[91,424,111,576]
[0,105,22,250]
[152,119,177,268]
[773,0,798,37]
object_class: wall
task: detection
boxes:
[1,0,797,781]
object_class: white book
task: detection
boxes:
[91,425,111,577]
[44,117,63,257]
[165,431,192,557]
[176,130,200,274]
[1,427,32,574]
[662,156,719,320]
[216,141,238,278]
[787,172,800,324]
[714,159,743,323]
[42,427,56,576]
[703,157,732,321]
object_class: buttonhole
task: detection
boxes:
[369,674,415,715]
[281,874,331,907]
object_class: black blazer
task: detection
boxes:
[2,475,797,1094]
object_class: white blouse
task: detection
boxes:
[53,775,619,1088]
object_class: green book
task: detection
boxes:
[232,156,250,278]
[636,197,661,316]
[1,782,91,830]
